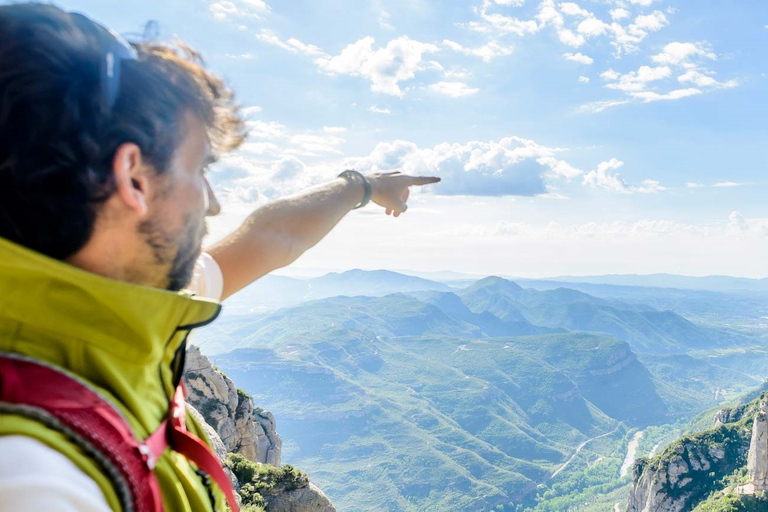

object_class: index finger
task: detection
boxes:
[407,176,441,186]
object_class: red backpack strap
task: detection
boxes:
[168,383,240,512]
[0,352,164,512]
[140,384,240,512]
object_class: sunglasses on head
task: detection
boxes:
[70,13,138,114]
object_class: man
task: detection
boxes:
[0,4,439,511]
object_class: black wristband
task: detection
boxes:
[338,170,371,209]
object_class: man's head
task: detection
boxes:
[0,3,245,290]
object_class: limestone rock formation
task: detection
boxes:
[627,439,733,512]
[184,344,282,465]
[745,401,768,493]
[264,483,336,512]
[184,344,335,512]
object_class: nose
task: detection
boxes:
[204,178,220,217]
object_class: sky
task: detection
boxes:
[10,0,768,277]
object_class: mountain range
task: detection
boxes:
[192,269,768,511]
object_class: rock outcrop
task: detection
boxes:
[627,392,767,512]
[184,344,336,512]
[741,401,768,494]
[264,483,336,512]
[184,344,282,465]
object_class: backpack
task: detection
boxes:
[0,352,240,512]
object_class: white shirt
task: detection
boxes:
[0,253,224,511]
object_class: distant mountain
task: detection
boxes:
[536,273,768,294]
[309,269,450,297]
[506,279,768,330]
[224,269,450,314]
[459,277,749,354]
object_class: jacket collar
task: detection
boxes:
[0,237,221,433]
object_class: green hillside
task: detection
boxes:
[191,277,766,511]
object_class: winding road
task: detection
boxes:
[546,423,622,482]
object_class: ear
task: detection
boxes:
[112,143,150,216]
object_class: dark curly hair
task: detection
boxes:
[0,3,246,259]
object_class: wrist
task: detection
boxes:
[337,170,371,209]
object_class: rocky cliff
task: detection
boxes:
[185,344,282,465]
[184,344,335,512]
[626,392,768,512]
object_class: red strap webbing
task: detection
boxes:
[0,354,240,512]
[0,354,164,512]
[167,383,240,512]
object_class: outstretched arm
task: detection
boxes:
[206,172,440,300]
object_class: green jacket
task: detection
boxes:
[0,236,226,511]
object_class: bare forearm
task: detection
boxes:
[207,177,363,299]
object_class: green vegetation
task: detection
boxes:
[226,453,308,511]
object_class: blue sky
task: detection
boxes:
[12,0,768,277]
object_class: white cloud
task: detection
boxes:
[597,41,735,105]
[633,11,668,31]
[558,28,586,47]
[628,0,660,6]
[729,211,750,232]
[582,159,664,193]
[316,37,439,97]
[271,156,305,181]
[579,76,590,83]
[288,133,345,156]
[714,181,742,187]
[209,0,268,21]
[369,105,391,114]
[575,98,631,113]
[246,120,287,139]
[491,0,525,5]
[559,3,590,17]
[443,40,514,62]
[583,158,629,193]
[255,30,325,56]
[636,179,666,193]
[346,136,592,197]
[632,87,702,102]
[428,81,480,97]
[678,70,737,89]
[603,65,672,93]
[686,182,704,188]
[652,42,717,67]
[225,52,255,60]
[564,52,594,65]
[610,8,631,21]
[577,17,609,37]
[241,106,262,117]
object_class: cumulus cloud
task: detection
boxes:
[345,136,594,197]
[583,158,664,193]
[428,81,480,97]
[316,37,439,97]
[369,105,391,114]
[652,42,717,66]
[469,0,670,57]
[583,158,629,193]
[564,52,594,64]
[596,41,736,105]
[578,76,590,83]
[323,126,348,134]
